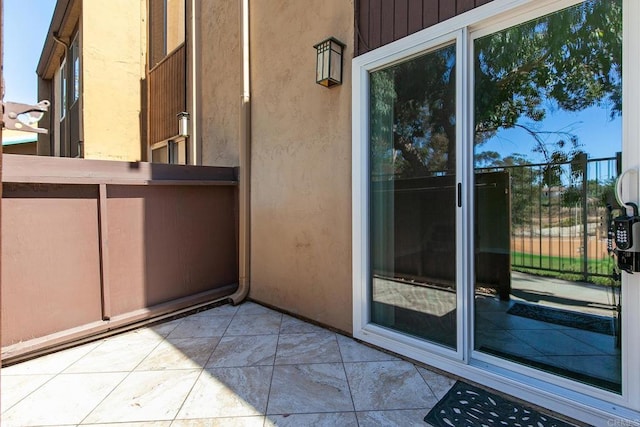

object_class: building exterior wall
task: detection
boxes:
[81,0,146,161]
[199,0,241,167]
[248,0,354,332]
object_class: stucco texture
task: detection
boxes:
[200,0,241,167]
[82,0,145,161]
[249,0,354,333]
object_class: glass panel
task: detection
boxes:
[72,36,80,104]
[152,145,169,163]
[370,43,457,349]
[473,0,622,392]
[60,61,67,120]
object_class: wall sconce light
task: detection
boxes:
[313,37,345,88]
[177,111,190,137]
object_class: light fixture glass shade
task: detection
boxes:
[177,111,190,137]
[314,37,345,87]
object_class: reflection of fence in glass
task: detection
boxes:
[478,155,620,284]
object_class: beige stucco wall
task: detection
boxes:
[199,1,241,167]
[81,0,145,161]
[249,0,354,332]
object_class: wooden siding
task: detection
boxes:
[148,43,186,145]
[356,0,494,55]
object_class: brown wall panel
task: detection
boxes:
[380,1,395,46]
[457,0,475,15]
[439,0,455,21]
[394,0,408,40]
[357,0,371,57]
[107,185,238,315]
[356,0,495,55]
[1,183,103,346]
[423,0,439,29]
[408,0,423,34]
[369,0,382,50]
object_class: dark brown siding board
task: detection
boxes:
[358,0,371,54]
[369,0,382,50]
[355,0,495,56]
[394,0,409,40]
[407,0,423,34]
[457,0,475,14]
[439,0,456,21]
[423,0,439,29]
[380,0,395,46]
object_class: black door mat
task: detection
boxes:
[507,302,615,335]
[424,381,575,427]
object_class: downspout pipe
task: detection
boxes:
[229,0,251,305]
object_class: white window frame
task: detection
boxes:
[351,0,640,424]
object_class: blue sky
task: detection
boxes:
[479,105,622,163]
[3,0,56,103]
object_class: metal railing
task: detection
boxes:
[478,154,620,283]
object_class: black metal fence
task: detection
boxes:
[478,154,620,283]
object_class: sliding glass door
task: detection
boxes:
[472,0,622,393]
[354,1,640,414]
[369,41,459,350]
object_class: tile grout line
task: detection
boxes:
[169,363,208,423]
[75,369,137,425]
[1,339,108,417]
[336,334,361,426]
[262,312,283,421]
[200,305,239,368]
[0,373,56,415]
[171,303,240,423]
[414,364,441,404]
[75,331,170,426]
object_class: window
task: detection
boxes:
[71,35,80,104]
[149,0,185,68]
[151,139,187,164]
[60,59,67,120]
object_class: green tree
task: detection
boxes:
[370,0,622,178]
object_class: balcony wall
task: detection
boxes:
[1,155,238,361]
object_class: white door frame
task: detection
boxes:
[352,0,640,424]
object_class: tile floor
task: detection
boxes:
[1,301,457,427]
